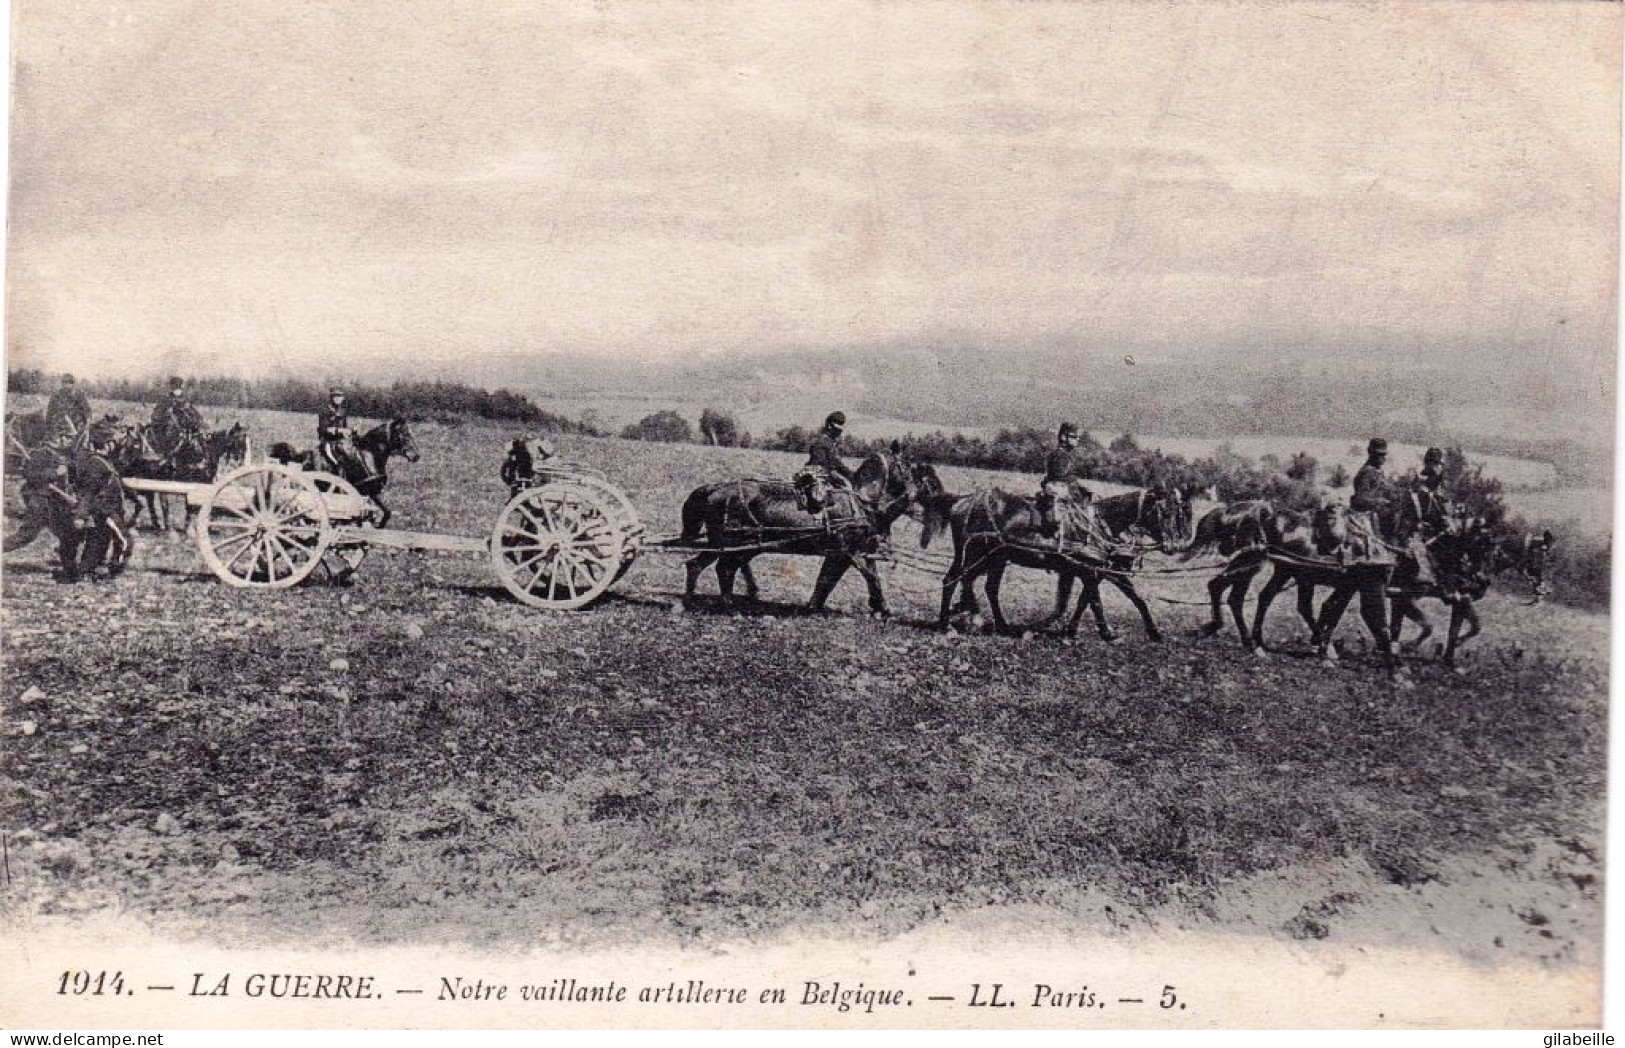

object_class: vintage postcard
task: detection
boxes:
[1,0,1616,1032]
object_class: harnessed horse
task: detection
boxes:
[677,448,926,616]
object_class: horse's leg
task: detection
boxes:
[984,560,1011,633]
[684,552,717,599]
[1250,566,1292,652]
[1444,600,1481,665]
[1042,574,1075,628]
[1312,576,1361,657]
[716,554,746,603]
[1084,577,1116,642]
[1356,576,1395,672]
[854,555,889,617]
[1202,572,1229,635]
[1226,562,1259,650]
[1294,575,1319,641]
[809,555,850,611]
[1110,575,1162,642]
[371,494,391,530]
[938,547,965,627]
[739,559,761,601]
[1393,598,1431,654]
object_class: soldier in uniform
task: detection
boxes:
[317,387,359,477]
[1523,529,1557,605]
[70,433,132,579]
[501,436,534,496]
[45,373,91,439]
[3,445,84,579]
[1412,447,1451,535]
[1348,438,1391,514]
[1038,422,1094,541]
[150,376,204,463]
[805,412,856,486]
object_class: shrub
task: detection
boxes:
[622,410,694,444]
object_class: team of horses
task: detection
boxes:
[679,455,1513,669]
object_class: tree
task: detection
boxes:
[1109,432,1141,455]
[698,407,741,447]
[621,410,694,444]
[1328,463,1350,488]
[1286,451,1319,484]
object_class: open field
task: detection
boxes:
[0,405,1607,994]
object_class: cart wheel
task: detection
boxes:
[197,465,330,588]
[310,474,371,582]
[490,481,635,609]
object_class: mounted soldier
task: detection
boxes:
[45,373,91,440]
[1412,447,1452,536]
[149,376,204,466]
[1037,422,1095,542]
[1349,437,1433,585]
[805,412,856,486]
[318,387,362,478]
[794,411,857,514]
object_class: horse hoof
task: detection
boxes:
[1251,646,1270,659]
[1148,632,1164,644]
[1098,631,1119,644]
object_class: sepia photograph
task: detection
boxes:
[0,0,1616,1031]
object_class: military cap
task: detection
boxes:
[60,373,75,385]
[168,376,185,390]
[824,411,847,428]
[1367,438,1388,454]
[1423,447,1444,465]
[1058,421,1080,439]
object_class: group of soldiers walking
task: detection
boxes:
[7,374,135,581]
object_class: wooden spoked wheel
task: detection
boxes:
[309,473,371,582]
[489,479,640,610]
[196,465,331,588]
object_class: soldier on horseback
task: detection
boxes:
[318,386,362,478]
[805,412,856,486]
[1037,422,1094,543]
[150,376,204,466]
[45,373,91,439]
[1349,437,1391,514]
[1412,447,1452,533]
[1349,437,1434,585]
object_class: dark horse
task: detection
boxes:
[267,417,419,527]
[919,488,1163,640]
[1379,521,1499,664]
[108,422,249,531]
[1041,486,1191,635]
[678,448,926,616]
[1181,500,1395,668]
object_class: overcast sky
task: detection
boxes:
[6,1,1619,388]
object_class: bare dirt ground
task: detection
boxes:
[1,407,1606,992]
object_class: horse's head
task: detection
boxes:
[1311,504,1349,556]
[388,417,420,462]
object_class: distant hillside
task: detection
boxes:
[450,338,1614,487]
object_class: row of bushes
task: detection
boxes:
[7,369,601,435]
